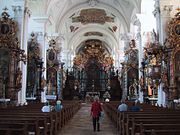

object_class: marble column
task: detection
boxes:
[134,18,144,103]
[13,1,31,105]
[153,0,163,43]
[160,4,172,106]
[160,5,173,41]
[153,1,172,42]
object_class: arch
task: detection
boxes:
[75,39,112,55]
[67,24,118,54]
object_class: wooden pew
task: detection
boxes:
[0,123,28,135]
[103,102,180,135]
[0,101,81,135]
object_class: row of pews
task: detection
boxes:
[0,101,81,135]
[103,101,180,135]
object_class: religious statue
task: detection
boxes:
[103,91,111,101]
[139,76,144,90]
[129,79,138,97]
[16,68,22,88]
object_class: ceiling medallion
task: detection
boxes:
[72,9,114,24]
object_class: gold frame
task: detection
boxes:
[173,23,180,37]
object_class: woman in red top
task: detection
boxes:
[91,96,102,132]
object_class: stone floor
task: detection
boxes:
[58,103,118,135]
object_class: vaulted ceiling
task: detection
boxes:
[29,0,141,61]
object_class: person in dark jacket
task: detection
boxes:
[91,96,102,132]
[130,100,142,112]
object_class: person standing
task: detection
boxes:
[91,96,102,132]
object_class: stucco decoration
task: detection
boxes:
[84,31,103,36]
[72,9,114,24]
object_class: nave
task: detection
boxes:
[0,0,180,134]
[1,100,180,135]
[58,103,117,135]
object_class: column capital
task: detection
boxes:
[132,15,141,27]
[161,5,173,17]
[24,7,31,17]
[136,32,141,41]
[119,33,132,42]
[12,5,22,16]
[45,33,64,46]
[153,0,160,17]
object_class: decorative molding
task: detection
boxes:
[72,9,114,24]
[88,0,98,7]
[119,33,132,41]
[162,5,173,17]
[33,16,49,24]
[153,0,160,18]
[84,31,103,36]
[134,18,141,27]
[12,5,22,14]
[24,7,31,17]
[166,10,180,48]
[0,7,20,44]
[70,25,79,32]
[136,32,141,40]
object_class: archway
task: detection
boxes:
[63,39,122,101]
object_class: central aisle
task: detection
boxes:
[58,103,118,135]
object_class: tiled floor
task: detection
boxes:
[58,103,118,135]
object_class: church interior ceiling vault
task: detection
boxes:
[28,0,141,57]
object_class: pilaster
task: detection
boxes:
[160,5,173,42]
[34,17,49,80]
[12,1,31,105]
[134,17,144,103]
[153,0,163,43]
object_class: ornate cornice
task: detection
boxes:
[153,0,160,18]
[161,5,173,17]
[24,7,31,17]
[132,15,141,27]
[119,33,132,41]
[72,8,114,24]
